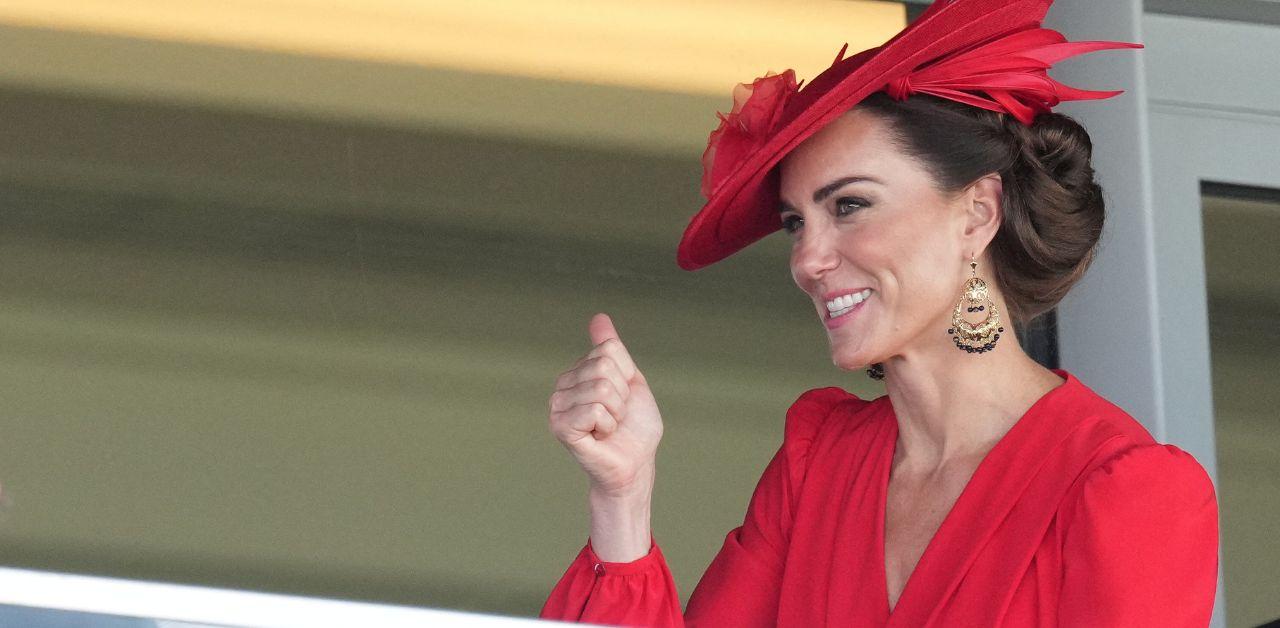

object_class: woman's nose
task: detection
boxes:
[792,223,840,280]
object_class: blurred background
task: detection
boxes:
[0,1,1274,626]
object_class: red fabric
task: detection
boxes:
[883,27,1143,125]
[700,70,799,201]
[539,369,1219,627]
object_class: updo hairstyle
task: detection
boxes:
[852,91,1105,328]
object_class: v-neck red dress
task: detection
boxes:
[539,369,1219,627]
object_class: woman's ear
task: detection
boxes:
[964,173,1003,249]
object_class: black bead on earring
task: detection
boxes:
[866,362,885,380]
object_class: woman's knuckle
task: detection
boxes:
[602,357,621,376]
[597,354,619,373]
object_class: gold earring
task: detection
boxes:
[948,255,1004,354]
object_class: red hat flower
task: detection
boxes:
[700,69,801,201]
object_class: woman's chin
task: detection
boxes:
[829,347,873,371]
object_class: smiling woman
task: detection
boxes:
[540,0,1218,626]
[777,90,1105,375]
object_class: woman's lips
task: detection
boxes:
[824,295,868,330]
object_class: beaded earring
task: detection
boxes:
[866,362,885,380]
[948,255,1004,354]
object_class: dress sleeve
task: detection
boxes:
[1058,443,1219,627]
[539,537,682,627]
[683,387,851,627]
[538,387,851,628]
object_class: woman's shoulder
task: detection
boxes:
[781,386,885,451]
[1058,440,1218,560]
[774,387,885,491]
[1053,374,1217,528]
[1054,370,1160,447]
[1048,386,1219,623]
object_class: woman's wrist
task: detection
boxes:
[587,464,655,562]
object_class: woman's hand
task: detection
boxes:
[549,313,663,497]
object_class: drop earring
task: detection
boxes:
[866,362,885,380]
[948,255,1004,354]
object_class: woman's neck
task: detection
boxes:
[880,338,1064,472]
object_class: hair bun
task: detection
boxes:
[991,111,1106,322]
[1011,113,1097,199]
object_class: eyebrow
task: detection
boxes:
[777,175,885,213]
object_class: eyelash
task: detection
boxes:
[781,197,869,234]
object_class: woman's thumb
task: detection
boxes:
[588,312,620,347]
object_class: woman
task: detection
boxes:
[541,1,1218,626]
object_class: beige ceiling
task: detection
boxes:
[0,0,905,96]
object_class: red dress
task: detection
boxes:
[539,369,1219,627]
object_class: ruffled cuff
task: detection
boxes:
[584,536,664,576]
[540,537,683,627]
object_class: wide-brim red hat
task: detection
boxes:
[676,0,1140,270]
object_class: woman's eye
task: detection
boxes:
[781,214,803,234]
[836,197,869,215]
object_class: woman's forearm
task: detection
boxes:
[588,462,656,562]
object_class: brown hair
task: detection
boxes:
[852,91,1105,327]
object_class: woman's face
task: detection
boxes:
[778,107,983,371]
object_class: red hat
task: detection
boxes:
[676,0,1142,271]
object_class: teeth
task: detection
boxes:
[824,289,872,315]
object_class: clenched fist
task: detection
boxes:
[549,313,663,497]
